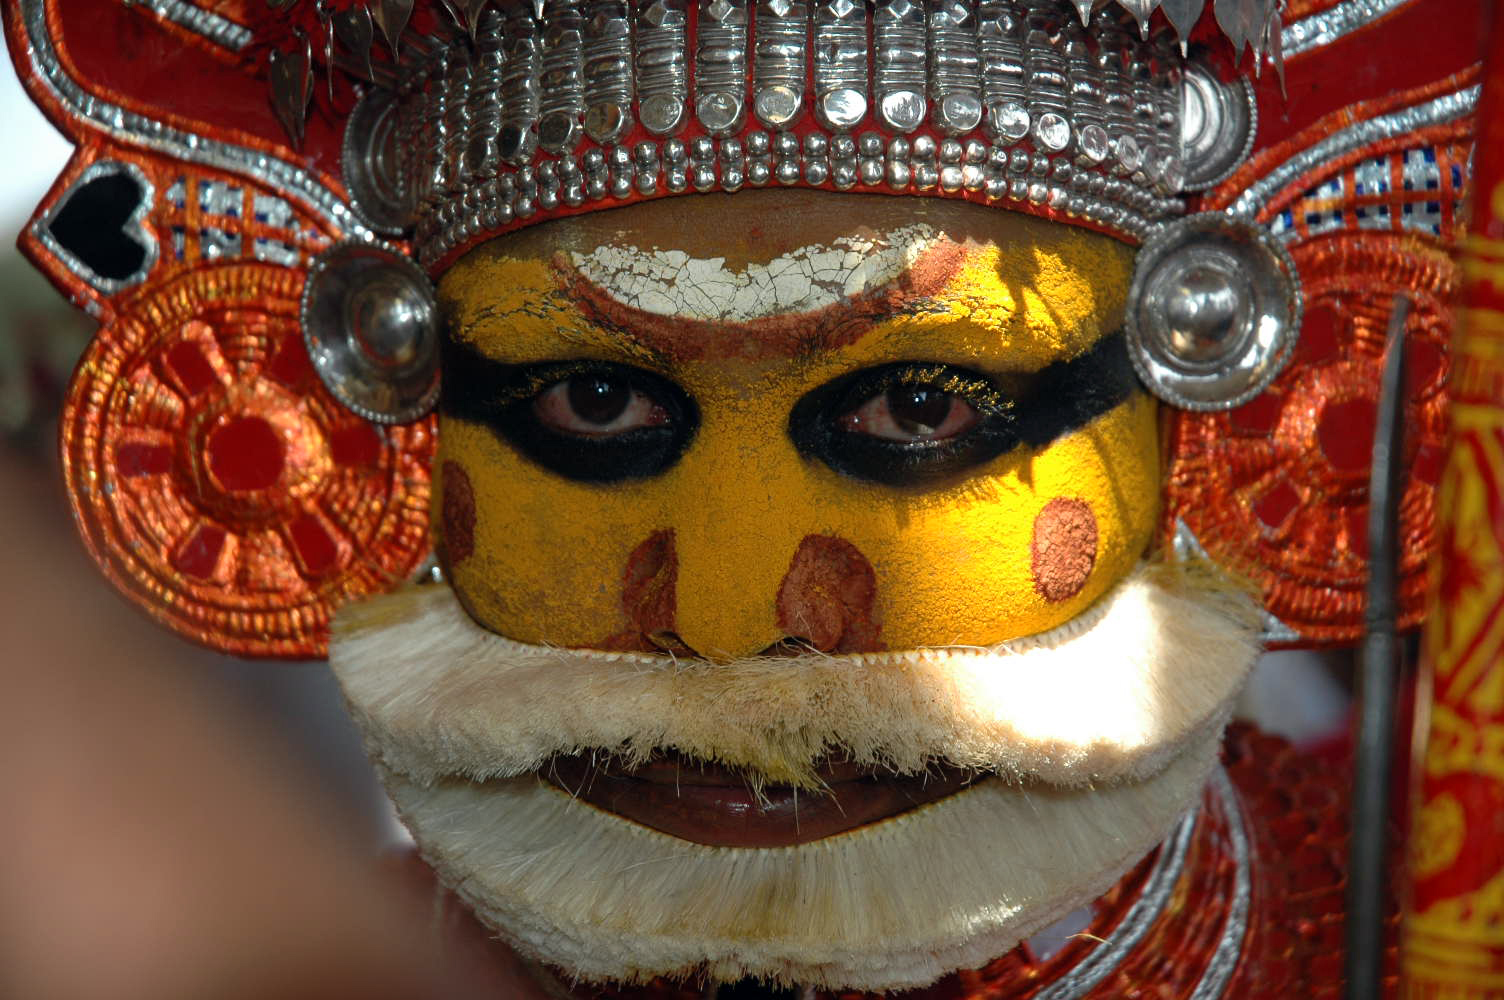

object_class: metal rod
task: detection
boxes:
[1344,293,1410,1000]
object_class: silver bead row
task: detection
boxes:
[399,1,1180,184]
[417,129,1183,266]
[380,0,1191,262]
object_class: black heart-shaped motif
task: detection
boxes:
[46,170,148,283]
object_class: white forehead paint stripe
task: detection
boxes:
[568,223,943,322]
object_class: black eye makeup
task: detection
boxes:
[788,331,1139,487]
[442,343,699,483]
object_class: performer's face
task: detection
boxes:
[335,192,1258,992]
[436,191,1158,660]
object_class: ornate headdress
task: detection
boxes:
[0,0,1478,661]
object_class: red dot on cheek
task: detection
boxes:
[441,461,476,567]
[1031,498,1099,603]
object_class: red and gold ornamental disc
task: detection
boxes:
[63,261,435,658]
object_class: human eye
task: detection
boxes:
[787,334,1141,488]
[532,371,671,437]
[788,363,1021,486]
[443,354,698,483]
[838,381,985,443]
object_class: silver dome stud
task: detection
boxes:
[1127,212,1301,411]
[342,88,415,235]
[302,241,440,423]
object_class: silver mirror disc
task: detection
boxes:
[302,241,439,423]
[1128,213,1301,412]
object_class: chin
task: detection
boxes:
[330,562,1260,992]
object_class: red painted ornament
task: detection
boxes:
[61,261,435,658]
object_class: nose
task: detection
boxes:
[665,406,887,660]
[668,412,811,661]
[672,491,801,662]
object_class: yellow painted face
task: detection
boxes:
[435,191,1159,660]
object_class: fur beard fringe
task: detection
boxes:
[332,561,1260,790]
[384,725,1224,992]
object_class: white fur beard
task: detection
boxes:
[331,563,1261,790]
[329,563,1261,991]
[382,726,1222,991]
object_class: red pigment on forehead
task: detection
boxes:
[440,461,476,567]
[776,534,885,654]
[1031,498,1098,603]
[552,238,968,364]
[599,529,682,653]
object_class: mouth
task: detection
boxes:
[542,751,985,847]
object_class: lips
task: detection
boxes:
[542,751,983,847]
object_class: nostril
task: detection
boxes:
[647,630,696,656]
[758,637,819,658]
[775,534,885,654]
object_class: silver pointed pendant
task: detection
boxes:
[438,0,465,30]
[333,5,376,81]
[1253,0,1278,64]
[1240,0,1266,60]
[372,0,414,57]
[463,0,490,40]
[1117,0,1156,38]
[1268,10,1286,93]
[269,34,314,148]
[1213,0,1248,57]
[327,20,338,100]
[1071,0,1094,26]
[1160,0,1204,53]
[532,0,545,20]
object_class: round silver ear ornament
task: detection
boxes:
[302,240,440,424]
[1179,59,1257,192]
[1126,212,1301,412]
[342,88,414,235]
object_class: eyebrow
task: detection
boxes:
[546,237,970,364]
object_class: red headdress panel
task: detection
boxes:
[5,0,435,657]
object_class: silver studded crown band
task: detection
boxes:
[338,0,1238,271]
[311,0,1295,423]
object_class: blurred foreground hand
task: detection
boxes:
[0,450,548,1000]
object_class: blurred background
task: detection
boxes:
[0,41,394,836]
[0,64,499,1000]
[0,60,1353,999]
